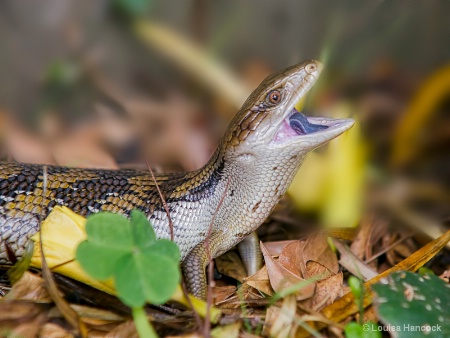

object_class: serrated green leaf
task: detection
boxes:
[76,240,129,280]
[130,209,156,249]
[86,213,133,248]
[144,239,180,263]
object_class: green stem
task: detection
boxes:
[132,306,158,338]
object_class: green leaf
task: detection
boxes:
[114,253,146,308]
[77,210,181,308]
[76,240,129,280]
[348,276,363,298]
[345,322,363,338]
[345,322,382,338]
[115,252,180,306]
[372,271,450,338]
[144,239,180,263]
[130,209,156,249]
[86,213,133,248]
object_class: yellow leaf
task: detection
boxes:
[392,64,450,167]
[321,116,366,228]
[31,206,116,295]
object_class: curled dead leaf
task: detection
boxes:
[260,242,315,301]
[302,234,339,275]
[263,294,297,338]
[278,240,305,278]
[3,272,51,302]
[299,272,344,312]
[215,251,247,283]
[243,265,273,296]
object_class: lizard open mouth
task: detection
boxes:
[289,109,328,135]
[274,108,329,142]
[273,107,354,145]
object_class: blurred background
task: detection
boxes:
[0,0,449,271]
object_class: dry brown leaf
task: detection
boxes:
[263,294,297,338]
[0,301,49,324]
[9,312,48,338]
[4,272,51,302]
[105,320,138,338]
[215,251,247,282]
[278,240,306,277]
[243,265,273,296]
[262,240,297,256]
[392,242,414,258]
[39,323,73,338]
[218,284,264,309]
[213,286,237,305]
[350,218,374,259]
[302,234,339,275]
[261,242,315,300]
[299,272,344,312]
[304,261,334,280]
[333,239,377,281]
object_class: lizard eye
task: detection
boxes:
[267,90,282,105]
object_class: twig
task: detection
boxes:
[204,177,230,338]
[180,279,204,330]
[364,233,414,264]
[145,159,174,241]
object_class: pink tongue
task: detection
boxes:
[274,119,298,142]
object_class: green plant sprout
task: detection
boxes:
[344,276,380,338]
[76,210,181,338]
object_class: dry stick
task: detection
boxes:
[145,159,174,241]
[364,233,414,264]
[145,159,203,331]
[39,166,87,337]
[204,177,231,338]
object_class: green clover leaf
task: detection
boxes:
[76,209,181,307]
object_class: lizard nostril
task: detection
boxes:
[305,63,317,73]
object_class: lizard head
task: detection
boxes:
[222,60,354,161]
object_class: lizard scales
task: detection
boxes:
[0,61,354,299]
